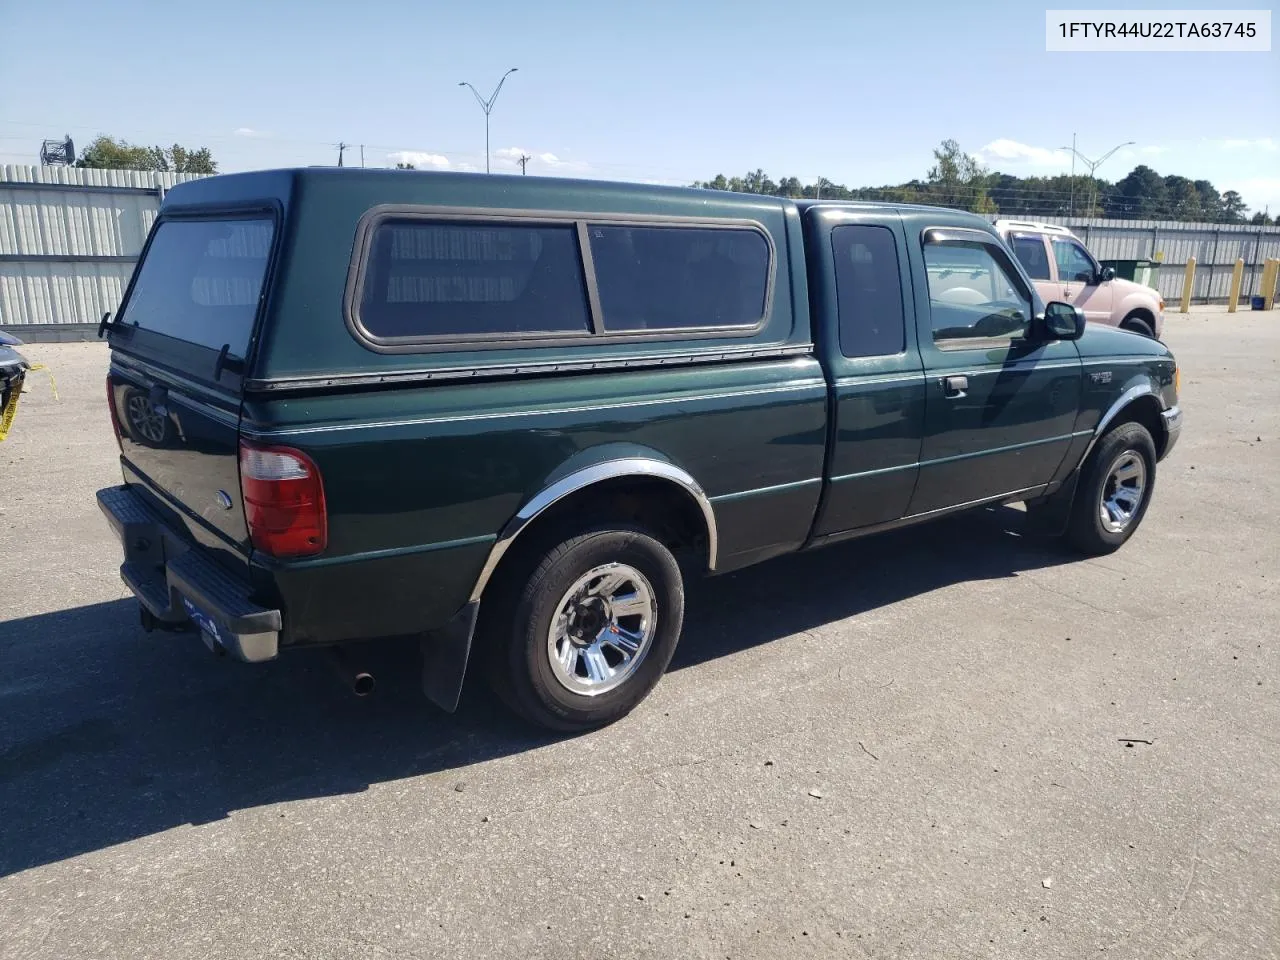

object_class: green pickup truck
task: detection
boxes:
[97,169,1181,731]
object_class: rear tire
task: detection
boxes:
[1120,313,1155,338]
[485,524,684,732]
[1065,421,1157,555]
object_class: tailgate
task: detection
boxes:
[106,214,277,560]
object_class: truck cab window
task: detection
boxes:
[923,239,1031,343]
[831,224,906,358]
[1052,238,1097,283]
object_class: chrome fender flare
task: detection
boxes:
[467,458,718,604]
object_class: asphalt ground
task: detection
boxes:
[1,309,1277,959]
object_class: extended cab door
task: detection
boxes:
[1052,235,1113,324]
[807,209,926,537]
[907,227,1082,515]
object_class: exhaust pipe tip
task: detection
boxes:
[353,672,376,697]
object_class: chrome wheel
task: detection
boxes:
[547,562,657,697]
[1098,451,1147,534]
[125,393,167,444]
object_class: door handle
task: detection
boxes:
[941,375,968,398]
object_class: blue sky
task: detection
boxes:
[2,0,1277,211]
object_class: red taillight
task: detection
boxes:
[239,441,327,558]
[106,378,123,447]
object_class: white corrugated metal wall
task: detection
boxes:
[0,165,207,329]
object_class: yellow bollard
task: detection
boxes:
[1264,258,1280,311]
[1179,256,1196,313]
[1227,258,1245,312]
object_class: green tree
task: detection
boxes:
[1107,165,1166,218]
[925,139,993,213]
[1221,190,1249,222]
[1194,180,1224,220]
[395,161,416,170]
[1164,176,1203,220]
[76,135,217,173]
[1249,210,1273,226]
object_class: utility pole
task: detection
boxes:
[458,68,518,173]
[360,144,365,168]
[1067,132,1076,218]
[815,177,822,200]
[337,142,348,167]
[517,154,532,175]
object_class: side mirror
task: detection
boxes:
[1099,266,1116,282]
[1043,301,1086,340]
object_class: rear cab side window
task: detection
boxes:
[830,224,906,358]
[1009,233,1052,281]
[923,238,1033,345]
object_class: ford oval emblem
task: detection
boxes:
[215,490,234,510]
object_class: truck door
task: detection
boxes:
[1052,235,1113,325]
[809,212,927,537]
[907,227,1082,515]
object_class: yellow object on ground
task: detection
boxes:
[1179,257,1196,314]
[0,363,58,442]
[1228,258,1244,313]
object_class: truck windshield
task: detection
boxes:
[119,218,274,355]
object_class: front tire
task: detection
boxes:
[1121,313,1155,338]
[486,525,685,732]
[1065,421,1157,555]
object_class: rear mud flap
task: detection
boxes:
[420,600,480,713]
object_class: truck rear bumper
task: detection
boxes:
[97,485,281,662]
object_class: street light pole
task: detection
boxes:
[1060,139,1135,223]
[458,68,518,174]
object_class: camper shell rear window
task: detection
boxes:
[118,216,275,356]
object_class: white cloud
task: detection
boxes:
[975,139,1072,168]
[387,150,450,169]
[1228,177,1280,211]
[233,127,266,138]
[1219,137,1277,151]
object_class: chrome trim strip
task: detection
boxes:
[828,460,920,484]
[1081,357,1162,367]
[244,343,817,393]
[253,532,498,571]
[709,476,822,504]
[467,458,718,603]
[244,379,828,439]
[919,431,1078,469]
[808,483,1049,548]
[902,483,1047,522]
[832,372,926,388]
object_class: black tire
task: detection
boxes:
[1065,421,1157,555]
[1120,313,1155,338]
[485,524,685,732]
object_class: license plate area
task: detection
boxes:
[181,595,224,649]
